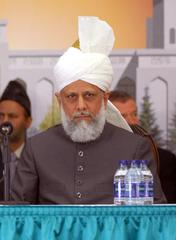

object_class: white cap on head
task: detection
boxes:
[54,16,132,132]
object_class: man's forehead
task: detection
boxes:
[61,80,101,93]
[0,100,25,113]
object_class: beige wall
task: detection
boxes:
[0,0,152,50]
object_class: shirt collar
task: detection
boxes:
[14,142,25,158]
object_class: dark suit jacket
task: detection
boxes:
[11,122,166,204]
[0,148,19,201]
[158,147,176,203]
[0,150,4,200]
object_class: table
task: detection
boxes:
[0,204,176,240]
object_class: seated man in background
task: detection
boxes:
[0,79,32,200]
[11,16,165,204]
[109,90,176,203]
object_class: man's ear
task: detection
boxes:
[103,91,110,108]
[25,116,32,129]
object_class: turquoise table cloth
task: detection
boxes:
[0,205,175,240]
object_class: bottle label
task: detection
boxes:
[148,181,154,197]
[125,182,140,198]
[114,181,126,198]
[142,181,154,197]
[139,181,145,197]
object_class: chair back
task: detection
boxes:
[130,124,160,173]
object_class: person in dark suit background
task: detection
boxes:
[109,90,176,203]
[0,79,32,200]
[158,147,176,203]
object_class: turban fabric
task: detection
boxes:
[54,16,132,132]
[54,47,113,92]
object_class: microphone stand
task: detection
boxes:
[0,122,29,205]
[2,133,11,201]
[0,122,13,202]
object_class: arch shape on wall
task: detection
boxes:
[117,76,136,100]
[150,76,168,145]
[34,78,55,128]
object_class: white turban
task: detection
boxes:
[54,47,113,92]
[54,16,132,132]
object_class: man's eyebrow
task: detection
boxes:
[65,91,77,95]
[0,112,16,115]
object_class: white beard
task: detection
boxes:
[60,101,106,142]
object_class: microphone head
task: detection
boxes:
[0,122,13,136]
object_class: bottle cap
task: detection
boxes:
[119,159,128,165]
[131,159,141,167]
[141,159,149,165]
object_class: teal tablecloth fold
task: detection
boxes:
[0,205,175,240]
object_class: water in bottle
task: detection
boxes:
[113,160,128,205]
[140,160,154,204]
[124,160,144,205]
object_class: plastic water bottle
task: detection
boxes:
[124,160,144,205]
[113,160,128,205]
[140,160,154,204]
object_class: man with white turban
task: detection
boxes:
[11,17,165,204]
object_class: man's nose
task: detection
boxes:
[77,96,86,111]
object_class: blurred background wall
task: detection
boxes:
[0,0,152,50]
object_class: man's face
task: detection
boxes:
[56,80,109,123]
[0,100,32,142]
[112,99,139,125]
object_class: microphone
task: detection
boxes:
[0,122,13,136]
